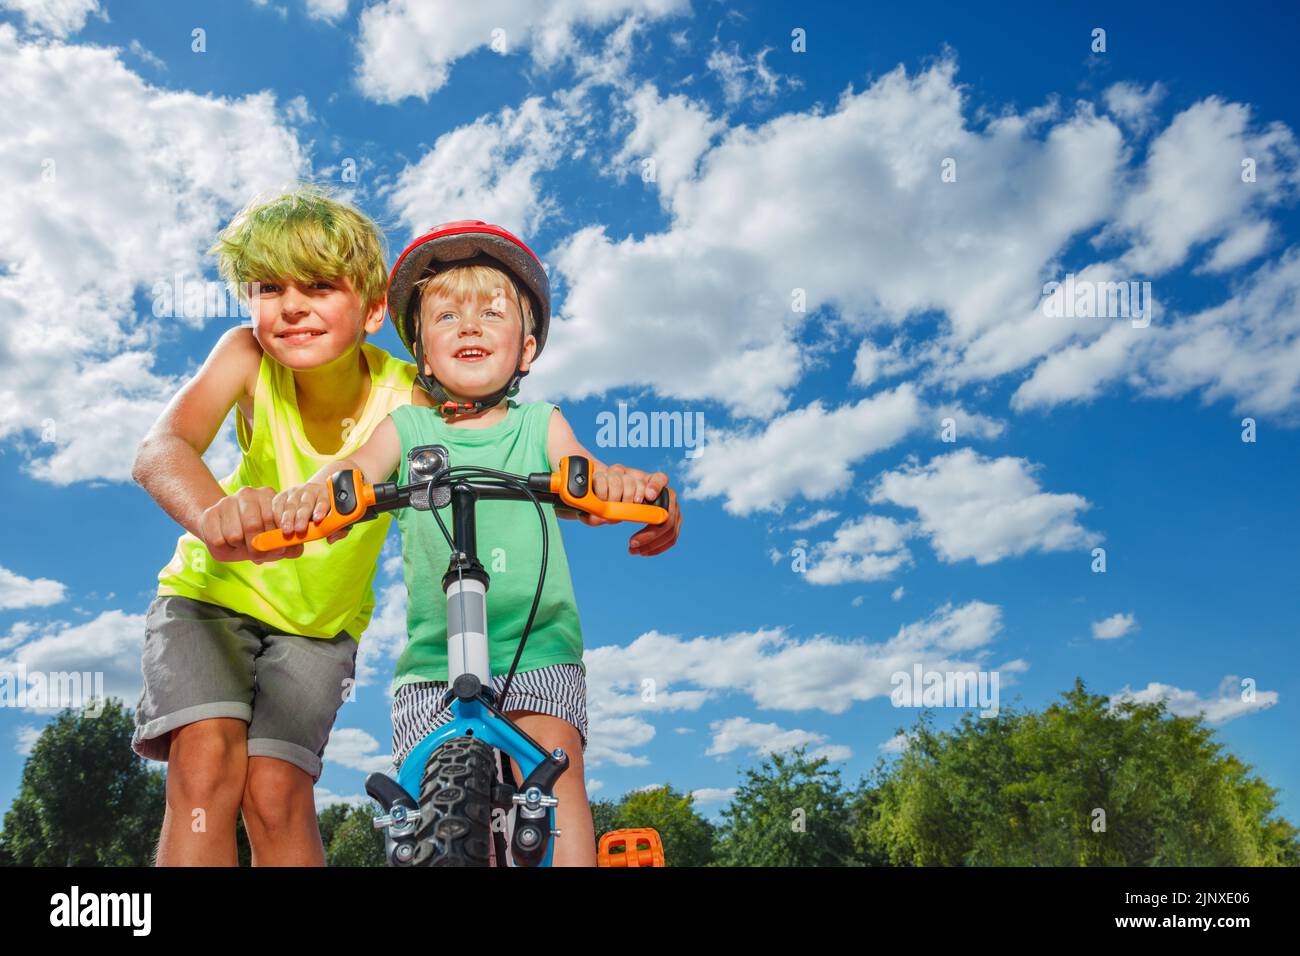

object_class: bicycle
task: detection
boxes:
[254,443,670,866]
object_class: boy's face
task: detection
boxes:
[418,287,536,400]
[248,274,384,371]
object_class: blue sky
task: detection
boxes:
[1,0,1298,830]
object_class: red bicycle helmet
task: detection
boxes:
[388,220,550,416]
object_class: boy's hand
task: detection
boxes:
[198,487,304,564]
[582,464,682,556]
[271,482,355,545]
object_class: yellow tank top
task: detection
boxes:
[157,342,416,640]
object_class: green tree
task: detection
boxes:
[326,805,385,866]
[605,785,715,867]
[864,679,1300,866]
[713,747,857,867]
[233,814,253,867]
[317,802,352,854]
[589,798,621,848]
[1,699,165,866]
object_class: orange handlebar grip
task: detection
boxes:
[550,457,670,525]
[251,469,374,551]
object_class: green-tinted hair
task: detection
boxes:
[210,185,388,308]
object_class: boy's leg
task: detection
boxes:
[156,717,249,866]
[132,597,261,867]
[242,627,358,867]
[241,757,325,866]
[504,711,596,867]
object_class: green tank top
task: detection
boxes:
[157,342,416,640]
[389,400,585,690]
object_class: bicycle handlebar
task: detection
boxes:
[251,454,670,552]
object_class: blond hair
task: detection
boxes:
[414,263,535,339]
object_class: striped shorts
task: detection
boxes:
[390,663,588,775]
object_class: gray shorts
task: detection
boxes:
[390,663,588,775]
[132,595,358,782]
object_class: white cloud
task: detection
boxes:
[804,514,914,585]
[527,55,1130,422]
[871,449,1101,565]
[0,25,306,484]
[1105,96,1298,275]
[609,83,725,201]
[1143,248,1300,419]
[879,730,913,754]
[1016,246,1300,418]
[1103,81,1165,133]
[0,565,67,609]
[1092,612,1137,640]
[706,716,850,762]
[586,712,656,768]
[0,609,146,711]
[354,0,689,103]
[354,582,407,690]
[890,600,1003,653]
[324,727,393,773]
[1111,675,1278,724]
[705,43,799,105]
[377,51,1300,429]
[784,509,840,532]
[583,600,1009,766]
[386,96,567,242]
[852,338,914,388]
[126,39,165,72]
[313,787,373,809]
[682,385,925,514]
[0,0,100,36]
[305,0,348,22]
[891,586,904,601]
[1010,319,1147,411]
[15,723,42,756]
[689,786,736,804]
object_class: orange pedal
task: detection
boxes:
[597,828,665,867]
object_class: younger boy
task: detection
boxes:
[131,186,418,865]
[271,220,682,865]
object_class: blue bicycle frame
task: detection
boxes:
[394,688,560,866]
[365,444,572,867]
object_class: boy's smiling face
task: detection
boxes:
[418,286,536,401]
[249,274,384,370]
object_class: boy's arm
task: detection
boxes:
[132,328,297,564]
[545,407,681,555]
[271,416,402,539]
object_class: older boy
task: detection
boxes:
[131,187,417,866]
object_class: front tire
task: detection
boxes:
[411,736,495,866]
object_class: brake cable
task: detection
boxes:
[422,465,550,711]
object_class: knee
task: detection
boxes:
[242,761,312,835]
[167,720,246,809]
